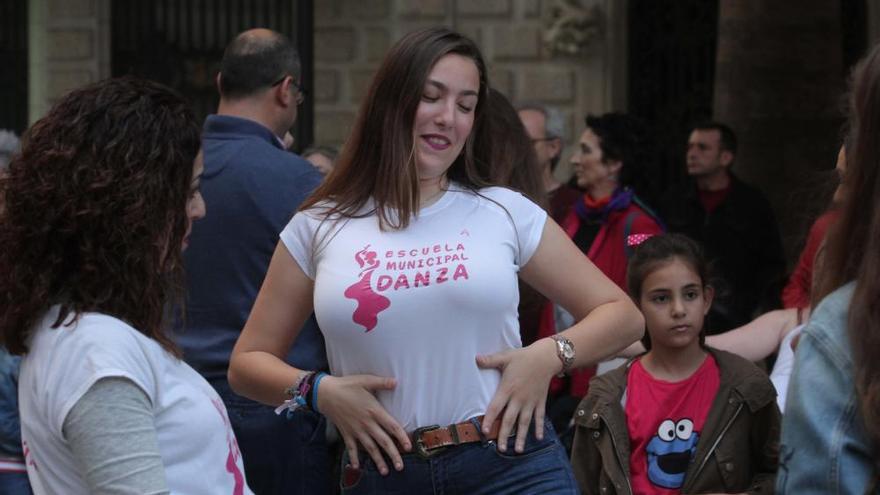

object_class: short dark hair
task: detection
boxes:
[691,121,737,155]
[219,29,301,99]
[585,112,657,202]
[626,233,711,351]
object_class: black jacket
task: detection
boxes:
[658,175,786,331]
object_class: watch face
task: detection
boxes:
[562,346,575,360]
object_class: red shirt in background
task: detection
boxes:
[697,186,730,215]
[549,183,582,225]
[626,354,720,494]
[781,210,838,309]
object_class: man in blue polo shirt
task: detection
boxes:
[177,28,329,494]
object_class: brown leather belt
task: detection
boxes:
[411,415,502,458]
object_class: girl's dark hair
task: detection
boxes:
[626,233,711,351]
[0,76,201,355]
[300,27,491,230]
[585,112,658,204]
[815,43,880,453]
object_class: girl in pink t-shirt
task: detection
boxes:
[571,233,780,495]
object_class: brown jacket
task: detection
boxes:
[570,348,780,495]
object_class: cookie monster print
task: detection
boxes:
[645,418,699,488]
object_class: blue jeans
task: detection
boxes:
[0,471,32,495]
[211,379,332,495]
[340,418,578,494]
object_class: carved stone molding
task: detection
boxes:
[542,0,603,56]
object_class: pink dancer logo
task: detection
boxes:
[22,440,37,471]
[212,399,245,495]
[344,245,391,332]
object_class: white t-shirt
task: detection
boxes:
[18,308,252,495]
[770,324,803,413]
[281,185,547,431]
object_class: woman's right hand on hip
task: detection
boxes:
[317,374,411,475]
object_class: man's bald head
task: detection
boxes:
[218,28,301,99]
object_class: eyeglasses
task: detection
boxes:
[272,74,307,105]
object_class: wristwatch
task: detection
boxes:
[551,334,575,377]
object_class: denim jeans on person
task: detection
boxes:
[0,472,32,495]
[211,379,333,495]
[339,417,578,494]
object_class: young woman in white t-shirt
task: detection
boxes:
[229,27,644,493]
[0,77,252,494]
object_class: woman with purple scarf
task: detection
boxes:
[560,113,664,289]
[540,113,664,446]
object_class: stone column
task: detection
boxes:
[869,0,880,43]
[714,0,844,259]
[29,0,111,123]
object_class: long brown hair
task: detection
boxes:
[474,88,547,209]
[475,88,548,345]
[0,77,200,354]
[300,27,491,230]
[815,44,880,450]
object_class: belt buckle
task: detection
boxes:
[412,424,444,459]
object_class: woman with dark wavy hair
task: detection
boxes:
[776,44,880,494]
[0,77,252,494]
[229,27,643,493]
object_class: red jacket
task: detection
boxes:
[561,202,664,291]
[781,210,838,309]
[541,199,664,397]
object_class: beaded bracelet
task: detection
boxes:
[274,371,315,417]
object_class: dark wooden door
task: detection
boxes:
[110,0,314,150]
[0,0,28,134]
[627,0,719,196]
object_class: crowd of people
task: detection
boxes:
[0,25,876,495]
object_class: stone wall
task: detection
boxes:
[28,0,111,123]
[27,0,626,185]
[313,0,627,181]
